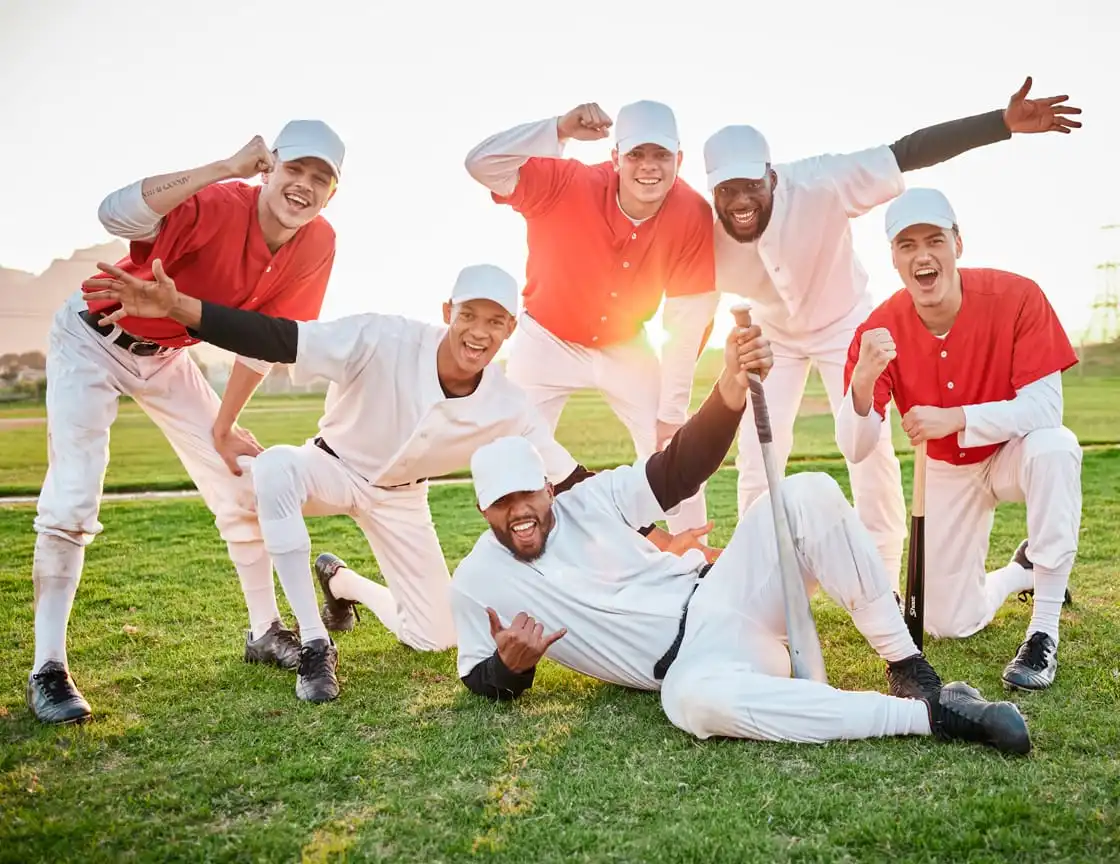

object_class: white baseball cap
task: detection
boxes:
[615,100,680,156]
[471,436,548,510]
[703,125,771,190]
[272,119,346,180]
[885,188,958,241]
[450,264,520,317]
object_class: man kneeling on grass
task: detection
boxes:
[449,316,1033,754]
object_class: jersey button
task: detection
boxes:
[601,316,607,322]
[940,350,948,358]
[591,336,599,343]
[947,381,954,389]
[631,232,638,240]
[266,266,272,273]
[959,452,966,458]
[610,292,617,298]
[622,261,630,269]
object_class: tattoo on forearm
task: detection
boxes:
[143,175,191,199]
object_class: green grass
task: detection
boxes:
[1,450,1118,860]
[3,353,1119,496]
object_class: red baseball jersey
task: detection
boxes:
[844,268,1078,465]
[493,159,715,347]
[85,182,335,347]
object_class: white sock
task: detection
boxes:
[983,561,1035,612]
[894,698,933,736]
[330,566,402,639]
[849,591,920,663]
[1028,566,1067,643]
[271,549,329,645]
[229,543,282,640]
[32,534,84,672]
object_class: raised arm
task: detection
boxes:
[890,77,1081,173]
[96,136,278,240]
[645,319,773,512]
[464,103,612,207]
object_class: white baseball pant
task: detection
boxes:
[505,312,708,534]
[250,441,456,652]
[735,307,906,584]
[920,426,1082,639]
[660,472,932,744]
[32,292,275,672]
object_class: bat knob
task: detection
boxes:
[730,301,753,328]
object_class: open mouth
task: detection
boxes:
[914,266,939,288]
[730,208,759,229]
[635,177,660,188]
[463,340,487,363]
[509,518,539,544]
[283,191,311,210]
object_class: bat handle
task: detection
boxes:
[731,303,773,445]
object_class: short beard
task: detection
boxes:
[492,511,555,562]
[716,205,773,244]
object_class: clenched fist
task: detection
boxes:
[225,135,276,179]
[488,608,567,673]
[854,328,897,381]
[558,103,612,142]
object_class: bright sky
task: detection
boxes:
[2,0,1117,351]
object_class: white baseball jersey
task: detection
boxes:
[450,460,708,690]
[291,313,578,486]
[714,146,904,335]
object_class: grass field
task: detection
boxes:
[1,352,1118,863]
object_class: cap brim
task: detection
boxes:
[477,478,547,511]
[451,291,518,317]
[616,133,679,156]
[707,161,769,190]
[886,215,955,241]
[274,145,341,180]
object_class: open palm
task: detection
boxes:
[1004,77,1082,134]
[81,259,179,324]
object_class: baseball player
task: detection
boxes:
[837,187,1081,692]
[82,262,713,702]
[465,100,720,537]
[449,317,1031,755]
[703,77,1082,584]
[27,121,345,724]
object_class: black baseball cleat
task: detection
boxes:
[315,552,359,632]
[296,638,340,703]
[927,681,1032,755]
[1002,631,1058,691]
[244,619,301,671]
[1012,541,1073,605]
[26,661,92,725]
[886,653,943,703]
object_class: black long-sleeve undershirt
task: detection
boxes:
[190,301,300,363]
[888,109,1011,174]
[461,381,746,701]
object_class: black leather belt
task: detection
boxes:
[80,309,174,356]
[653,563,713,681]
[314,437,428,488]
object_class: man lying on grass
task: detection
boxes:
[450,316,1033,754]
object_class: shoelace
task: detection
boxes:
[299,644,333,677]
[33,667,78,702]
[1019,633,1052,670]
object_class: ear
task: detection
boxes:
[675,150,684,171]
[611,148,620,172]
[954,232,964,259]
[442,301,452,325]
[768,167,778,192]
[546,481,555,502]
[505,317,517,338]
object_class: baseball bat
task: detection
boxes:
[731,303,828,683]
[903,441,928,650]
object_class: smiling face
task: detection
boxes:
[441,298,516,377]
[482,486,556,562]
[613,143,682,215]
[712,172,777,243]
[890,223,963,310]
[259,157,336,233]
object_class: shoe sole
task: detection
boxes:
[1002,674,1055,692]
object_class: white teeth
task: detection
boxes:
[285,193,309,207]
[636,178,659,185]
[465,343,484,352]
[511,520,535,534]
[916,268,937,277]
[732,210,758,223]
